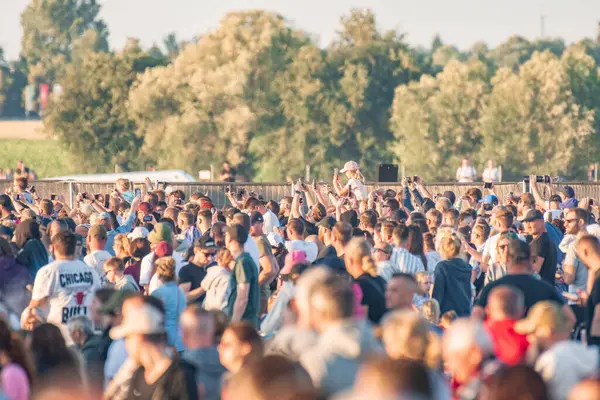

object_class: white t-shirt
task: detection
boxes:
[244,237,261,271]
[345,179,367,201]
[140,251,186,293]
[285,240,318,263]
[456,166,477,182]
[482,167,499,183]
[482,232,526,269]
[263,209,280,235]
[84,249,112,284]
[32,259,101,333]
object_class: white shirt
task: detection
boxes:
[32,259,101,341]
[456,166,477,183]
[425,250,441,275]
[263,209,280,235]
[482,167,499,183]
[285,240,318,263]
[244,237,261,271]
[482,232,526,269]
[139,251,186,293]
[84,249,112,284]
[345,178,367,201]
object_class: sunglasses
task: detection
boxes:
[564,219,579,224]
[373,248,391,255]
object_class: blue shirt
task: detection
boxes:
[152,281,186,351]
[105,211,136,256]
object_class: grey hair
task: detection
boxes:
[443,318,493,354]
[294,266,335,321]
[67,315,94,337]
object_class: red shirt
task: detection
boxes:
[484,318,529,365]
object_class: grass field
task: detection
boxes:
[0,139,75,178]
[0,120,75,178]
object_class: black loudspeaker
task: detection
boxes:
[378,164,399,182]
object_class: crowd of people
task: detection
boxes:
[0,161,599,400]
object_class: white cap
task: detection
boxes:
[128,226,149,241]
[267,232,284,247]
[340,160,359,173]
[109,305,165,340]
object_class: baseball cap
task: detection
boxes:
[317,216,336,230]
[148,223,172,245]
[194,236,217,251]
[340,161,359,173]
[138,202,152,213]
[109,304,166,340]
[96,212,110,221]
[514,301,571,335]
[128,226,149,241]
[99,290,137,315]
[154,241,173,258]
[250,211,264,225]
[199,198,214,210]
[0,225,14,238]
[0,195,14,211]
[522,209,544,222]
[88,224,108,240]
[563,185,576,198]
[483,194,499,206]
[267,232,284,247]
[281,251,307,275]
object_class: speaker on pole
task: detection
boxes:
[378,164,398,182]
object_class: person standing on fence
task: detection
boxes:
[456,158,477,183]
[482,160,500,183]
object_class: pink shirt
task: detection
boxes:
[1,363,30,400]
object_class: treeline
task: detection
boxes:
[2,2,600,181]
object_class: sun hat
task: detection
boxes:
[109,304,165,340]
[128,226,149,241]
[340,161,359,173]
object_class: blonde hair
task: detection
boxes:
[116,178,131,192]
[345,238,377,277]
[440,310,458,329]
[382,310,442,369]
[113,234,131,257]
[438,231,462,259]
[216,248,233,267]
[415,271,430,284]
[421,299,440,325]
[155,256,176,282]
[346,169,365,183]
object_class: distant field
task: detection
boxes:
[0,139,74,178]
[0,120,46,140]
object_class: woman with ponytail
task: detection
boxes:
[345,238,387,324]
[0,318,34,400]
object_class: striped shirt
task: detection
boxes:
[390,247,425,276]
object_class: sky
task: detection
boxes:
[1,0,600,61]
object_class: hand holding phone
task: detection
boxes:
[135,188,142,197]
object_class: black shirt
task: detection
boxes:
[316,245,337,260]
[178,262,213,303]
[129,359,198,400]
[355,274,387,324]
[530,232,557,285]
[476,274,564,314]
[585,273,600,346]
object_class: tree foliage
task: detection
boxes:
[44,45,165,172]
[21,0,108,83]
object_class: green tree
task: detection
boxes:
[44,45,165,172]
[391,60,490,180]
[21,0,108,83]
[480,51,594,179]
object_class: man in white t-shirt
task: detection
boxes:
[28,231,102,343]
[245,197,280,235]
[456,158,477,183]
[84,224,112,284]
[285,218,318,262]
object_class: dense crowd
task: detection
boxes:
[0,160,599,400]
